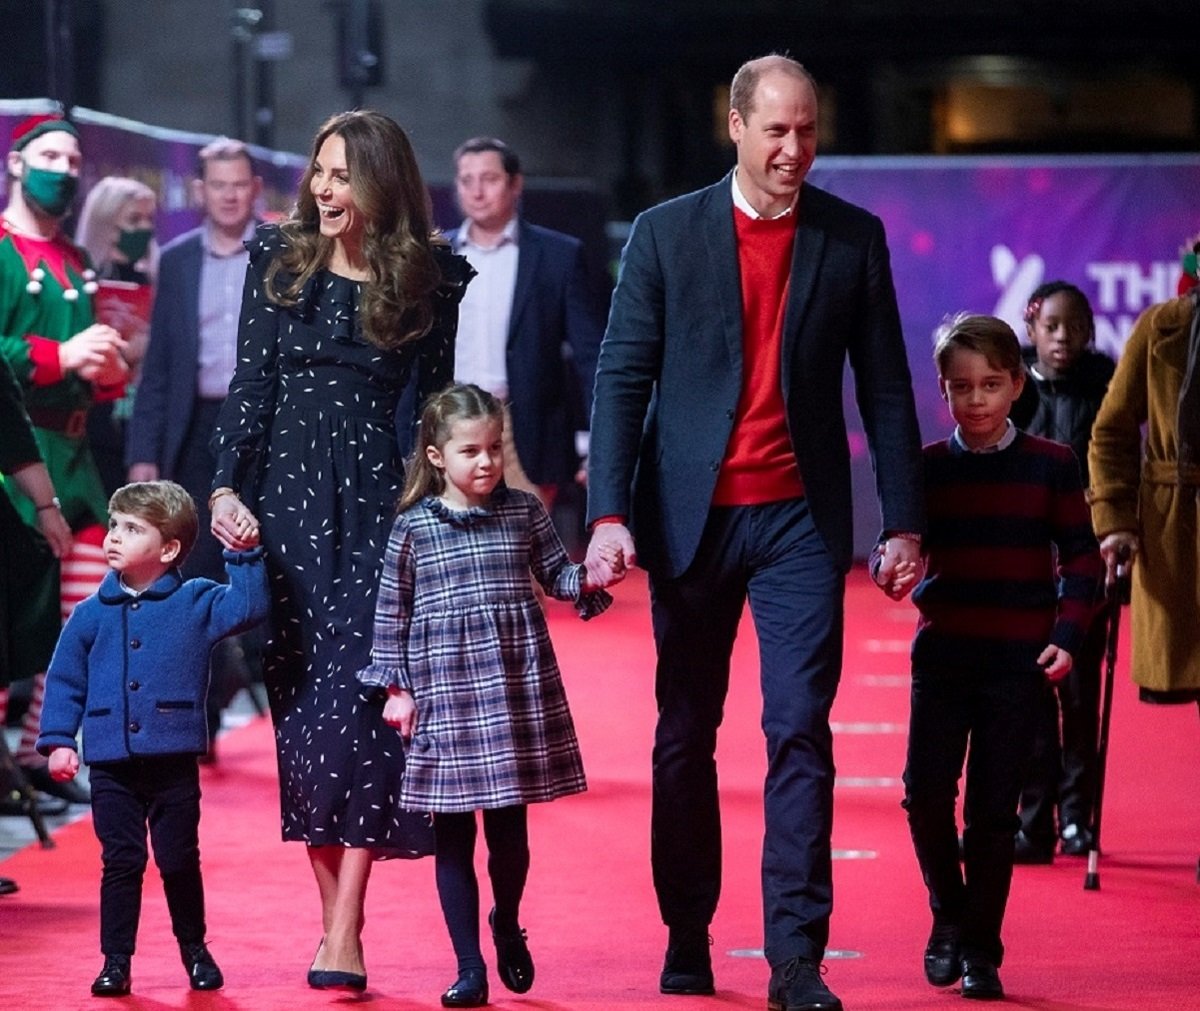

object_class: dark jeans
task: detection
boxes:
[1018,616,1104,843]
[89,755,205,956]
[434,806,530,972]
[902,668,1043,966]
[648,498,843,967]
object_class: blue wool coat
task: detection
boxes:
[37,548,268,763]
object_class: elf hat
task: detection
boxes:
[11,113,79,153]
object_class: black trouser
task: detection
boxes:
[434,806,529,973]
[902,669,1042,966]
[89,755,205,956]
[648,499,843,968]
[1018,617,1104,844]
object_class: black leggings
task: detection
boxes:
[435,805,529,972]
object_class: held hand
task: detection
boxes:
[382,690,417,739]
[1099,532,1138,588]
[1038,644,1073,683]
[36,504,73,558]
[585,523,636,589]
[210,492,261,551]
[48,747,80,781]
[875,536,922,600]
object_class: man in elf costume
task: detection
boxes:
[0,112,127,806]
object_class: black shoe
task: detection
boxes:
[489,907,534,993]
[441,967,488,1007]
[0,793,68,818]
[21,764,91,804]
[180,940,224,991]
[660,925,714,995]
[923,924,961,987]
[91,955,132,997]
[961,957,1004,1000]
[1059,822,1093,857]
[0,877,18,895]
[307,967,367,991]
[1012,830,1054,865]
[767,956,843,1011]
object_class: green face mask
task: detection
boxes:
[116,227,153,264]
[22,164,78,217]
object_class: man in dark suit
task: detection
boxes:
[126,138,261,757]
[447,137,603,508]
[585,56,925,1011]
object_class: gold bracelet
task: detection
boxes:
[208,487,238,510]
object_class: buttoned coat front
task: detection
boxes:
[37,548,269,762]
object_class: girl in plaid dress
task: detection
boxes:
[358,383,621,1007]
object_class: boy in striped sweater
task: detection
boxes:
[875,313,1103,1001]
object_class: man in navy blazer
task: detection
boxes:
[447,137,604,504]
[125,139,261,755]
[126,139,260,580]
[586,57,925,1011]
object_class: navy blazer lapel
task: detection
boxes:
[508,219,540,346]
[181,233,205,349]
[702,175,746,370]
[781,183,826,379]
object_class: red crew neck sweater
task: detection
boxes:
[711,207,804,505]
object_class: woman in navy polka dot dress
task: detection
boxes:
[208,110,472,990]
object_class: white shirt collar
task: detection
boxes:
[952,419,1018,454]
[455,215,520,252]
[731,171,796,221]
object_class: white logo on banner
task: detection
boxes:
[990,245,1183,359]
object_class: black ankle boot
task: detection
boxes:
[180,940,224,991]
[91,955,132,997]
[660,925,714,995]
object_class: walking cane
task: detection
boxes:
[1084,546,1131,891]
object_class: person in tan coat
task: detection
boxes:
[1088,290,1200,705]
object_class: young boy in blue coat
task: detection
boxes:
[37,480,268,997]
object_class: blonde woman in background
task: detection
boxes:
[75,176,158,495]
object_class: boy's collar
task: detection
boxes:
[98,568,184,604]
[951,420,1018,454]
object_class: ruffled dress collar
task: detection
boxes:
[423,486,510,525]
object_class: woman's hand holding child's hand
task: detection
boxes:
[382,688,417,739]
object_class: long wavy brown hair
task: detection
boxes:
[265,110,444,350]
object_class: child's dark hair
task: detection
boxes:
[108,480,199,562]
[1023,280,1095,342]
[398,383,504,512]
[933,312,1023,377]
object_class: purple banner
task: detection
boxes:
[808,154,1200,553]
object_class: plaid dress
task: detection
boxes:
[359,487,609,812]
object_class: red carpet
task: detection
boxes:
[2,568,1198,1009]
